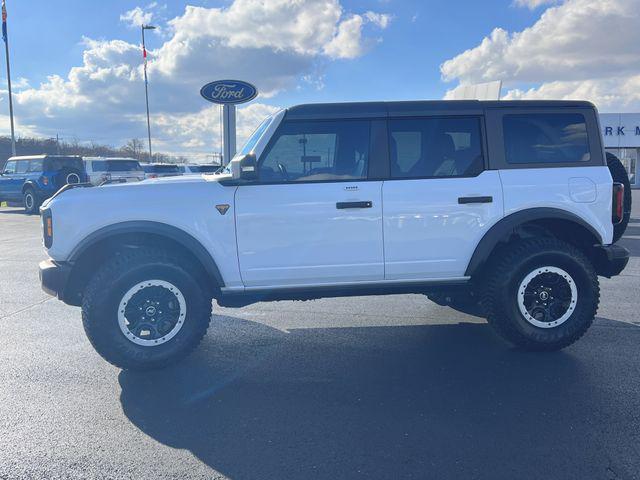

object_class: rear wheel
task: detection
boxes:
[82,248,212,370]
[23,187,40,215]
[607,152,632,242]
[482,237,599,351]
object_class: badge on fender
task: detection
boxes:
[216,204,230,215]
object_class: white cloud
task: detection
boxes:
[120,3,158,29]
[364,11,393,29]
[512,0,560,9]
[441,0,640,111]
[6,0,390,153]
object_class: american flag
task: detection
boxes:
[2,0,7,43]
[142,45,147,67]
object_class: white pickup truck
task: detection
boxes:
[39,100,630,370]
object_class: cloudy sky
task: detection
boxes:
[0,0,638,159]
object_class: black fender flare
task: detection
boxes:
[68,221,225,287]
[465,208,603,277]
[21,181,40,194]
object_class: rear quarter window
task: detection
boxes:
[43,157,84,172]
[503,113,590,165]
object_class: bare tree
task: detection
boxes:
[122,138,145,161]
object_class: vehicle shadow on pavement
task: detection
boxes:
[118,315,640,480]
[620,220,640,257]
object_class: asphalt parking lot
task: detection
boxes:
[0,194,639,480]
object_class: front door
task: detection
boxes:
[0,160,20,201]
[235,118,384,288]
[383,116,504,280]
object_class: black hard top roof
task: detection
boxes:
[285,100,596,120]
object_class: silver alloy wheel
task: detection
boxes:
[117,279,187,346]
[24,192,34,210]
[517,266,578,329]
[66,172,81,184]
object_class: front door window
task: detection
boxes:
[259,120,370,183]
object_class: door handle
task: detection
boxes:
[336,201,372,209]
[458,196,493,204]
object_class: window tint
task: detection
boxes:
[389,117,484,178]
[503,113,590,164]
[4,161,16,174]
[28,160,44,172]
[259,120,370,182]
[43,157,84,171]
[16,161,29,174]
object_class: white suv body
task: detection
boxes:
[39,100,630,370]
[84,157,145,185]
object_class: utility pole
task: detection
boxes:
[2,0,16,156]
[141,24,156,162]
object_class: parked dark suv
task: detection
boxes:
[0,155,86,214]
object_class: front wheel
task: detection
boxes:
[482,238,599,351]
[82,249,212,370]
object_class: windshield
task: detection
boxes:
[237,116,274,158]
[92,160,142,172]
[221,114,275,174]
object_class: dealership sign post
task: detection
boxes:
[200,80,258,165]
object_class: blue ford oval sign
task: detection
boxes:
[200,80,258,105]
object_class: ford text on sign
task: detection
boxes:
[200,80,258,105]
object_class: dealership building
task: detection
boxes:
[600,113,639,188]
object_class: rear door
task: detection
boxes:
[382,115,504,280]
[235,118,385,288]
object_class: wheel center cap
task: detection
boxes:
[539,291,549,301]
[145,306,157,317]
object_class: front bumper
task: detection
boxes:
[39,259,72,300]
[593,244,630,278]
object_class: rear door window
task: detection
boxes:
[16,161,29,174]
[44,157,84,171]
[503,113,590,164]
[388,117,484,178]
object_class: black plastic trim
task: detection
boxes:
[68,221,225,287]
[218,278,470,307]
[39,259,72,300]
[465,208,604,276]
[593,244,629,278]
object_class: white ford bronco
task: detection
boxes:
[39,100,631,370]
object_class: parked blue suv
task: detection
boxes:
[0,155,86,214]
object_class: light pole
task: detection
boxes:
[2,0,16,156]
[141,24,156,162]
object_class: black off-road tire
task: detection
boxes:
[482,237,599,351]
[82,248,212,370]
[23,187,40,215]
[607,152,632,242]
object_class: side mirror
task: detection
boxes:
[231,153,258,181]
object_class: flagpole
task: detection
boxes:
[2,0,16,156]
[141,24,156,163]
